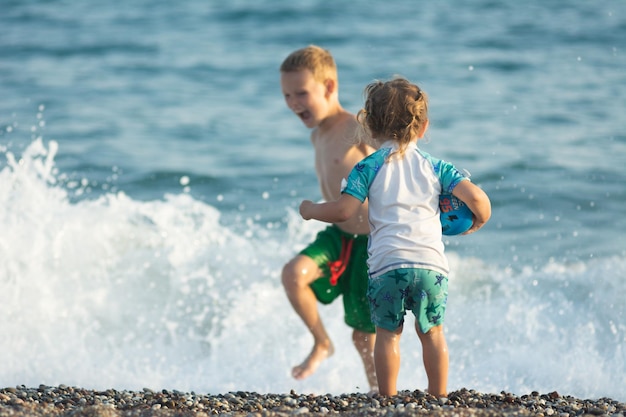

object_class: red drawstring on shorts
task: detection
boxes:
[328,237,353,286]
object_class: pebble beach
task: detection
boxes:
[0,386,624,417]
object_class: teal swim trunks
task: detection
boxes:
[367,268,448,333]
[300,225,375,334]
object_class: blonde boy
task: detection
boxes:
[279,45,377,391]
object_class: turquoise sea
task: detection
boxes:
[1,0,625,401]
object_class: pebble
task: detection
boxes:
[0,386,623,417]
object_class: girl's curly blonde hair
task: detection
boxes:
[357,77,428,159]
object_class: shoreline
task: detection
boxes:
[1,386,624,417]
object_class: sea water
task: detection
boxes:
[1,0,625,401]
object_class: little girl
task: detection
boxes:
[299,77,491,397]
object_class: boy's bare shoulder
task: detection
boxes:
[337,109,359,131]
[313,110,359,144]
[336,112,375,156]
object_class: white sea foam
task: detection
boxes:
[0,140,624,401]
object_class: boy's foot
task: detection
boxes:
[292,342,335,380]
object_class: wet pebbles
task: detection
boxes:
[0,385,624,417]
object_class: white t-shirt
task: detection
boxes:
[342,141,468,278]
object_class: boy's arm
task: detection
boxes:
[452,180,491,234]
[300,193,363,223]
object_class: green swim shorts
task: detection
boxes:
[300,225,375,334]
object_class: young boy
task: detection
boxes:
[279,45,378,391]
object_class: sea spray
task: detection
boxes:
[0,140,624,400]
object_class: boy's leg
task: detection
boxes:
[282,254,334,379]
[342,233,378,392]
[374,325,403,396]
[416,324,448,398]
[352,329,378,393]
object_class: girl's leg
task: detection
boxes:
[416,323,448,397]
[374,325,403,396]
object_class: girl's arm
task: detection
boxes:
[452,180,491,234]
[300,193,363,223]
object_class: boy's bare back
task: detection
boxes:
[312,110,373,236]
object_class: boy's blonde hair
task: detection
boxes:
[357,77,429,157]
[280,45,338,84]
